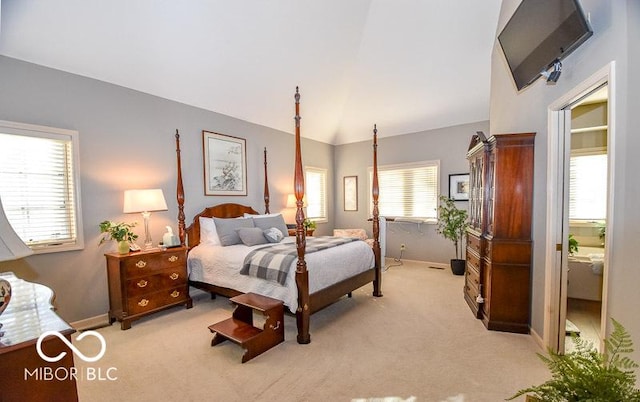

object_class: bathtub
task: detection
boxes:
[568,246,604,301]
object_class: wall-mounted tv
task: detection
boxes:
[498,0,593,91]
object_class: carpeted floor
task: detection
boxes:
[74,259,549,401]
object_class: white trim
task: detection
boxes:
[0,120,85,254]
[529,327,545,350]
[544,61,615,352]
[70,313,110,331]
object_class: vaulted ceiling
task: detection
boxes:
[0,1,502,144]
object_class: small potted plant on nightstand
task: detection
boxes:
[303,218,316,236]
[99,221,138,255]
[436,195,469,275]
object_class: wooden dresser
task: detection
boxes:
[465,133,535,333]
[0,272,78,402]
[106,247,192,330]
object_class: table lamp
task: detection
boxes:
[123,189,168,249]
[286,193,297,209]
[1,196,34,319]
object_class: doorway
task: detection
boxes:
[544,62,615,354]
[565,86,608,352]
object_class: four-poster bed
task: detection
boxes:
[175,87,382,344]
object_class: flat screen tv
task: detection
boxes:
[498,0,593,91]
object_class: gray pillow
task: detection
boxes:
[251,214,288,237]
[213,217,255,246]
[236,227,268,246]
[263,227,284,243]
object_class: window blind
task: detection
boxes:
[0,127,82,251]
[370,161,439,220]
[305,167,327,220]
[569,153,607,220]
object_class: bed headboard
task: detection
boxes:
[185,203,259,248]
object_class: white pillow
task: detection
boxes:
[199,216,221,246]
[263,227,284,243]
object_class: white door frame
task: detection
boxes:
[543,61,616,352]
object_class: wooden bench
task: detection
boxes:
[208,293,284,363]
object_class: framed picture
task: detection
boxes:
[448,173,470,201]
[203,131,247,196]
[343,176,358,211]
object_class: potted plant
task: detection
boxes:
[568,233,579,256]
[303,218,316,236]
[508,318,640,401]
[99,220,138,255]
[436,195,469,275]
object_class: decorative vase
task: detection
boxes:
[0,278,11,316]
[117,240,130,255]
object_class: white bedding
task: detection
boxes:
[187,236,375,312]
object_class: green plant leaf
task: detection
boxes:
[507,318,640,401]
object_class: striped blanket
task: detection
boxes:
[240,236,358,285]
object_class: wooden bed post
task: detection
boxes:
[372,125,383,297]
[293,87,310,344]
[176,130,186,247]
[264,147,270,214]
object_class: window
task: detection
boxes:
[0,120,84,253]
[304,167,327,221]
[370,161,439,221]
[569,153,607,221]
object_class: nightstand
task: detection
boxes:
[287,228,314,236]
[105,246,192,330]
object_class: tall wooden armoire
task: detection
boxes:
[464,132,535,333]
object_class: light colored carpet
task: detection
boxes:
[73,260,549,401]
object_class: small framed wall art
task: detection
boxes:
[343,176,358,211]
[203,131,247,196]
[448,173,470,201]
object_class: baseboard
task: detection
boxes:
[383,257,448,270]
[529,326,544,350]
[70,313,110,331]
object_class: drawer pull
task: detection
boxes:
[170,290,180,298]
[138,298,149,307]
[137,280,148,288]
[169,273,179,280]
[136,260,147,268]
[168,255,178,263]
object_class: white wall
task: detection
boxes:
[492,0,639,362]
[0,55,334,322]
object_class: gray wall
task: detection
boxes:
[0,55,333,323]
[334,121,489,263]
[491,0,640,361]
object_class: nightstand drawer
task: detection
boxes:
[126,268,187,297]
[127,286,188,315]
[122,250,186,277]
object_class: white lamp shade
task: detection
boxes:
[0,197,33,262]
[286,194,297,208]
[123,189,168,213]
[286,193,306,208]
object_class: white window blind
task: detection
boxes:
[569,153,607,221]
[0,121,84,252]
[305,167,327,221]
[370,161,439,220]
